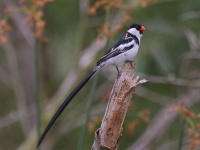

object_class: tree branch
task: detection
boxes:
[92,62,147,150]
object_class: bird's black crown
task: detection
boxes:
[129,23,142,31]
[129,23,144,34]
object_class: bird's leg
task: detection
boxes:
[115,66,121,77]
[115,66,120,74]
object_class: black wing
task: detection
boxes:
[96,35,134,65]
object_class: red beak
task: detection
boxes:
[140,26,146,31]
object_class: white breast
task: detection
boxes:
[103,43,139,67]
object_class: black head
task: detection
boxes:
[129,23,145,34]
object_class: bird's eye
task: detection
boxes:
[137,26,141,30]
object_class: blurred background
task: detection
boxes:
[0,0,200,149]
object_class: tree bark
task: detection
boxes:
[92,62,140,150]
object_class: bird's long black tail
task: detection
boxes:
[36,66,103,148]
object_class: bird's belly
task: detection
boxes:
[106,47,138,67]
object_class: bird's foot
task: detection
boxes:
[125,60,136,68]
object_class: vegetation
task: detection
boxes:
[0,0,200,149]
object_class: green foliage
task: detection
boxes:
[0,0,200,149]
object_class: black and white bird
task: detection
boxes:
[36,23,145,148]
